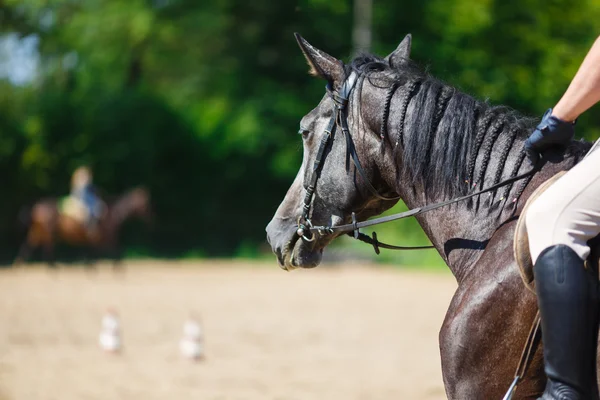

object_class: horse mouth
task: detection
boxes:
[280,234,323,271]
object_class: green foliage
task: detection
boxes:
[0,0,598,265]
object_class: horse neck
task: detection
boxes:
[108,192,138,228]
[384,79,586,282]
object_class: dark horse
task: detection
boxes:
[266,34,599,399]
[16,187,151,265]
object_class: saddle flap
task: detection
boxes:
[514,171,567,294]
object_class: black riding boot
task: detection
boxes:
[534,245,599,400]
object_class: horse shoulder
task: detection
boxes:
[439,223,543,399]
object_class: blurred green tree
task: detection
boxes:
[0,0,598,264]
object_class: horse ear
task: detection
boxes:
[294,33,345,84]
[385,34,412,68]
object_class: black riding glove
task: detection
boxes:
[524,108,575,166]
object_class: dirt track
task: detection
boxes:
[0,261,456,400]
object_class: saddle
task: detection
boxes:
[60,196,91,223]
[514,171,600,293]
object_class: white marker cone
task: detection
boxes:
[180,315,204,361]
[99,308,121,353]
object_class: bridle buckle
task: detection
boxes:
[351,212,359,239]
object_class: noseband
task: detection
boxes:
[296,71,400,243]
[296,71,538,254]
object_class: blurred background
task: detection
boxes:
[1,1,600,399]
[0,0,599,266]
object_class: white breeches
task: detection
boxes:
[526,144,600,264]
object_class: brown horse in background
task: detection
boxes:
[15,187,152,266]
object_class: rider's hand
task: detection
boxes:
[524,108,576,166]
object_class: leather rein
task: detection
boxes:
[296,70,537,255]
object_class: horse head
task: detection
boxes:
[109,187,153,228]
[128,187,153,224]
[266,34,414,270]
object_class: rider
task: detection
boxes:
[525,35,600,399]
[70,166,104,234]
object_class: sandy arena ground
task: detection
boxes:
[0,260,456,400]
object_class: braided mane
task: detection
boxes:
[347,54,543,204]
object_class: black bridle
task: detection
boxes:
[296,71,401,239]
[296,71,537,255]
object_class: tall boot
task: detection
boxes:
[534,245,599,400]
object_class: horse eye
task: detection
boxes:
[298,127,310,138]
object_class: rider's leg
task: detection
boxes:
[527,147,600,264]
[526,148,600,400]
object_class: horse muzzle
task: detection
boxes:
[266,217,323,270]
